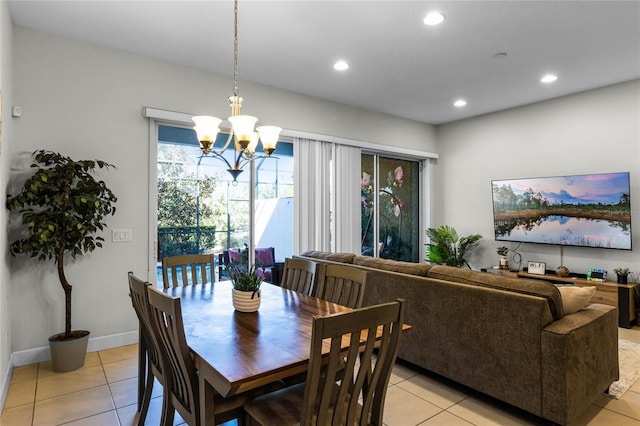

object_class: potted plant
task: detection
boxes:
[6,150,117,372]
[614,267,630,284]
[228,260,263,312]
[497,246,509,270]
[426,225,482,268]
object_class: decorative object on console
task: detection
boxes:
[587,268,607,282]
[527,261,546,275]
[508,243,522,272]
[492,172,632,250]
[555,265,570,277]
[496,246,509,270]
[614,267,630,284]
[192,0,281,182]
[425,225,482,268]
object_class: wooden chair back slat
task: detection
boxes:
[147,287,199,426]
[281,257,318,296]
[161,254,214,289]
[301,299,406,425]
[315,264,369,308]
[128,272,166,424]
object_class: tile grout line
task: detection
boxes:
[98,349,125,426]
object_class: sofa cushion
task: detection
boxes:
[558,285,596,315]
[352,256,431,277]
[299,251,356,264]
[428,265,564,320]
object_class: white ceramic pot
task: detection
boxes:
[232,289,261,312]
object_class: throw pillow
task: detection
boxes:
[558,285,596,315]
[255,247,275,267]
[228,249,240,262]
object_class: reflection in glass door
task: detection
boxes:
[361,154,420,262]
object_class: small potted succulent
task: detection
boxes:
[497,246,509,270]
[614,267,630,284]
[228,260,263,312]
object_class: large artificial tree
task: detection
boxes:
[7,150,117,341]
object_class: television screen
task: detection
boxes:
[492,172,632,250]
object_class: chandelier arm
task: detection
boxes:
[232,145,248,170]
[219,131,235,152]
[208,151,235,171]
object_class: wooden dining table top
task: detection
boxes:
[163,281,360,398]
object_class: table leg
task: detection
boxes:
[199,373,216,426]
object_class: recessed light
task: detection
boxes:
[424,12,445,26]
[333,60,349,71]
[454,99,467,108]
[541,74,558,83]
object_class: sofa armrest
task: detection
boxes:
[540,304,619,425]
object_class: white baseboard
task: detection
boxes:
[0,353,14,412]
[11,330,139,368]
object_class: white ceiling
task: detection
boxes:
[8,0,640,124]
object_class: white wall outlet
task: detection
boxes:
[112,229,132,242]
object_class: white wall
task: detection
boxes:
[0,0,14,403]
[436,80,640,276]
[7,26,436,353]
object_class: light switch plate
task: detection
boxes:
[112,229,132,242]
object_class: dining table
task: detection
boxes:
[155,280,410,426]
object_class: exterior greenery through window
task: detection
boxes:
[157,125,293,261]
[361,154,420,262]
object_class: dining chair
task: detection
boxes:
[243,298,406,425]
[280,257,319,296]
[146,286,283,426]
[128,272,167,426]
[161,253,214,289]
[314,264,370,308]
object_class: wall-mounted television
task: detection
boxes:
[492,172,632,250]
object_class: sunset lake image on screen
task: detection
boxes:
[491,172,631,250]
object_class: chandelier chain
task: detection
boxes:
[232,0,239,97]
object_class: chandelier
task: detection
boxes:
[192,0,281,181]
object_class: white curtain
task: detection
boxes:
[332,144,362,253]
[294,138,332,253]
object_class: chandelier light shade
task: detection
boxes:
[257,125,282,155]
[228,115,258,149]
[192,116,222,153]
[193,0,281,180]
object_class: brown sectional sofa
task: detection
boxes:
[296,251,619,425]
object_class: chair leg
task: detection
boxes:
[237,412,248,426]
[138,367,155,425]
[160,388,175,426]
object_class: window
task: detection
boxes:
[156,125,293,283]
[361,154,421,262]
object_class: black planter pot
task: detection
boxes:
[617,274,628,284]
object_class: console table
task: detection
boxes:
[486,268,636,328]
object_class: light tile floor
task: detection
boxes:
[1,326,639,425]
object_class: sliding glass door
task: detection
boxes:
[361,154,421,262]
